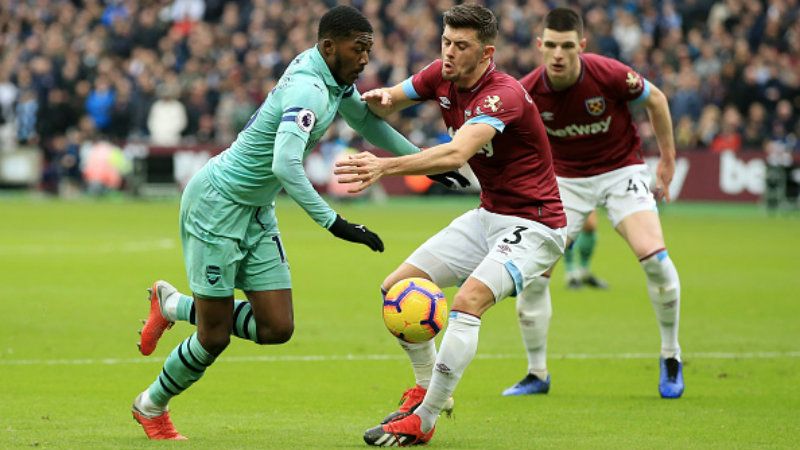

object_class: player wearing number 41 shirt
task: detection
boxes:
[334,4,566,447]
[502,8,684,400]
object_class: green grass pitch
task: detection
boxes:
[1,196,798,449]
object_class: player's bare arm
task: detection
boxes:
[362,84,419,118]
[335,123,495,193]
[644,83,676,202]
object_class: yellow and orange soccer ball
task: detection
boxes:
[382,278,448,343]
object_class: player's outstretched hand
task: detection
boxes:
[334,152,383,194]
[362,88,393,108]
[327,214,384,252]
[427,171,471,188]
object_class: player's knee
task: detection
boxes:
[452,289,492,317]
[270,323,294,344]
[641,250,678,286]
[255,321,294,344]
[381,274,402,294]
[198,330,231,356]
[380,281,392,296]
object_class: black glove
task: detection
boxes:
[327,214,384,252]
[427,171,471,188]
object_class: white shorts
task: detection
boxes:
[406,208,566,301]
[557,164,658,242]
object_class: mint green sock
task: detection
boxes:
[231,300,257,341]
[175,294,194,323]
[147,332,215,406]
[563,242,577,272]
[175,297,257,342]
[576,230,597,269]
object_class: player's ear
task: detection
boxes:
[482,44,495,62]
[579,37,587,51]
[320,37,337,57]
[535,37,543,50]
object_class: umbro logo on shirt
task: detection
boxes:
[439,97,451,109]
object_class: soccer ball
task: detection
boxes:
[383,277,448,343]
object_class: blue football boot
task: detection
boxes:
[659,357,685,398]
[502,373,551,396]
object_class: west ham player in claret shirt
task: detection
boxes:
[503,8,684,400]
[334,4,567,447]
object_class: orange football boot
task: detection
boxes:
[381,385,454,424]
[364,413,434,447]
[132,408,187,440]
[138,280,176,356]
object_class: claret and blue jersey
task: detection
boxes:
[403,59,565,229]
[520,53,653,178]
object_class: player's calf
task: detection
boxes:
[641,250,682,372]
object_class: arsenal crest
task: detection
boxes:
[206,265,221,285]
[584,96,606,116]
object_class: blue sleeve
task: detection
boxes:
[464,115,506,133]
[401,77,421,101]
[628,79,652,106]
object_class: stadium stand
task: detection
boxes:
[0,0,797,199]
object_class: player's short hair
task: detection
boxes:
[543,8,584,38]
[318,5,373,41]
[443,3,498,45]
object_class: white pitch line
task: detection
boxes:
[1,351,798,366]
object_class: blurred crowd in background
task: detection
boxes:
[0,0,798,194]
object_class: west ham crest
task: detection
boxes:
[626,72,644,94]
[584,96,606,116]
[483,95,502,112]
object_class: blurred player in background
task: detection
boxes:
[130,5,467,440]
[335,4,566,446]
[502,7,683,399]
[563,209,608,289]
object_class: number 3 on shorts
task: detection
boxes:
[502,226,529,245]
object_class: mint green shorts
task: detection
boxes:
[179,169,291,297]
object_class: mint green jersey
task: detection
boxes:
[205,46,419,228]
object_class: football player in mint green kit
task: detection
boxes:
[131,5,468,440]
